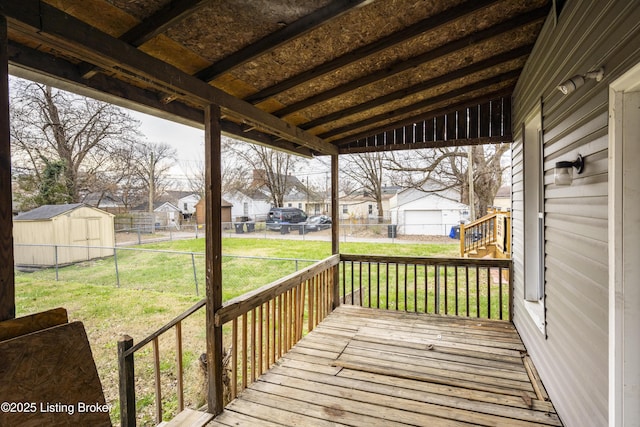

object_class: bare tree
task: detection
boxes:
[9,78,142,205]
[389,144,510,217]
[226,139,299,207]
[133,142,177,209]
[341,152,388,222]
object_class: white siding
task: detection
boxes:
[511,1,640,426]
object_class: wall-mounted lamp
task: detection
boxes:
[557,67,604,95]
[554,155,584,185]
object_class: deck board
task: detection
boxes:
[208,305,562,426]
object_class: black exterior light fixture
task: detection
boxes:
[557,67,604,95]
[554,155,584,185]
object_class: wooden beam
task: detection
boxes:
[339,135,512,154]
[204,104,224,415]
[0,14,14,322]
[244,0,501,104]
[4,1,336,155]
[274,7,548,118]
[120,0,211,47]
[333,88,514,147]
[196,0,370,82]
[300,45,532,131]
[8,42,315,157]
[319,69,521,140]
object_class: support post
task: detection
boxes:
[331,154,340,310]
[118,335,136,427]
[204,104,224,415]
[0,14,15,321]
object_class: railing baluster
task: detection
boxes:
[152,337,162,425]
[435,265,440,315]
[476,265,480,318]
[258,304,264,377]
[413,264,418,313]
[376,263,380,309]
[499,267,503,320]
[395,263,399,311]
[368,262,372,308]
[465,266,470,317]
[444,265,449,315]
[231,318,237,399]
[241,313,247,390]
[175,321,184,412]
[403,263,408,311]
[487,267,491,319]
[424,265,428,314]
[386,263,389,310]
[251,308,256,383]
[455,266,459,316]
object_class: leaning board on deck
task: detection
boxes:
[0,309,111,426]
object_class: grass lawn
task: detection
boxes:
[14,237,459,425]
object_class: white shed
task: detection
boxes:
[13,203,115,267]
[389,187,468,236]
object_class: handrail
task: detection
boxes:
[122,298,206,358]
[215,254,340,326]
[339,254,512,321]
[460,211,510,257]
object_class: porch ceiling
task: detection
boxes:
[3,0,550,156]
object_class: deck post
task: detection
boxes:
[117,335,136,427]
[330,154,340,309]
[204,104,224,415]
[0,14,15,322]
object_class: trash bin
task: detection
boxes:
[449,225,460,239]
[234,223,244,234]
[246,222,255,233]
[387,224,397,238]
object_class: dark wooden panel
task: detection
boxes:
[446,112,458,140]
[435,115,445,141]
[0,307,68,341]
[0,322,110,426]
[479,102,491,138]
[491,99,503,137]
[426,118,435,142]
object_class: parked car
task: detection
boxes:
[265,207,307,231]
[303,215,332,231]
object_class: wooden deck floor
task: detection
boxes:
[208,305,562,427]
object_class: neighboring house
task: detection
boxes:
[194,198,233,226]
[177,193,200,220]
[338,187,399,222]
[223,189,271,222]
[81,192,126,214]
[492,185,511,211]
[13,203,115,267]
[389,186,468,236]
[132,201,182,228]
[283,190,328,216]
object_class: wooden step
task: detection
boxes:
[159,409,213,427]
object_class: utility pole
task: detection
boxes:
[148,151,155,233]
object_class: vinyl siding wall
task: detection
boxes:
[510,1,640,426]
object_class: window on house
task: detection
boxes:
[342,205,348,214]
[368,205,373,215]
[243,202,248,216]
[298,203,302,209]
[287,203,292,207]
[183,203,188,211]
[523,108,546,334]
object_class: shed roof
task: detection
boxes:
[4,0,551,156]
[13,203,111,220]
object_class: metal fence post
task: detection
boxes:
[118,335,136,427]
[54,245,59,281]
[114,247,120,287]
[137,227,141,245]
[191,252,199,296]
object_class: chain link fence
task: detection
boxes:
[14,243,318,297]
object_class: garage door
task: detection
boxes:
[403,210,442,235]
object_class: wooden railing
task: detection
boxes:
[117,253,511,425]
[118,298,206,427]
[460,210,511,258]
[214,255,339,401]
[340,254,512,321]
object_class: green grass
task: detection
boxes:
[14,237,461,426]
